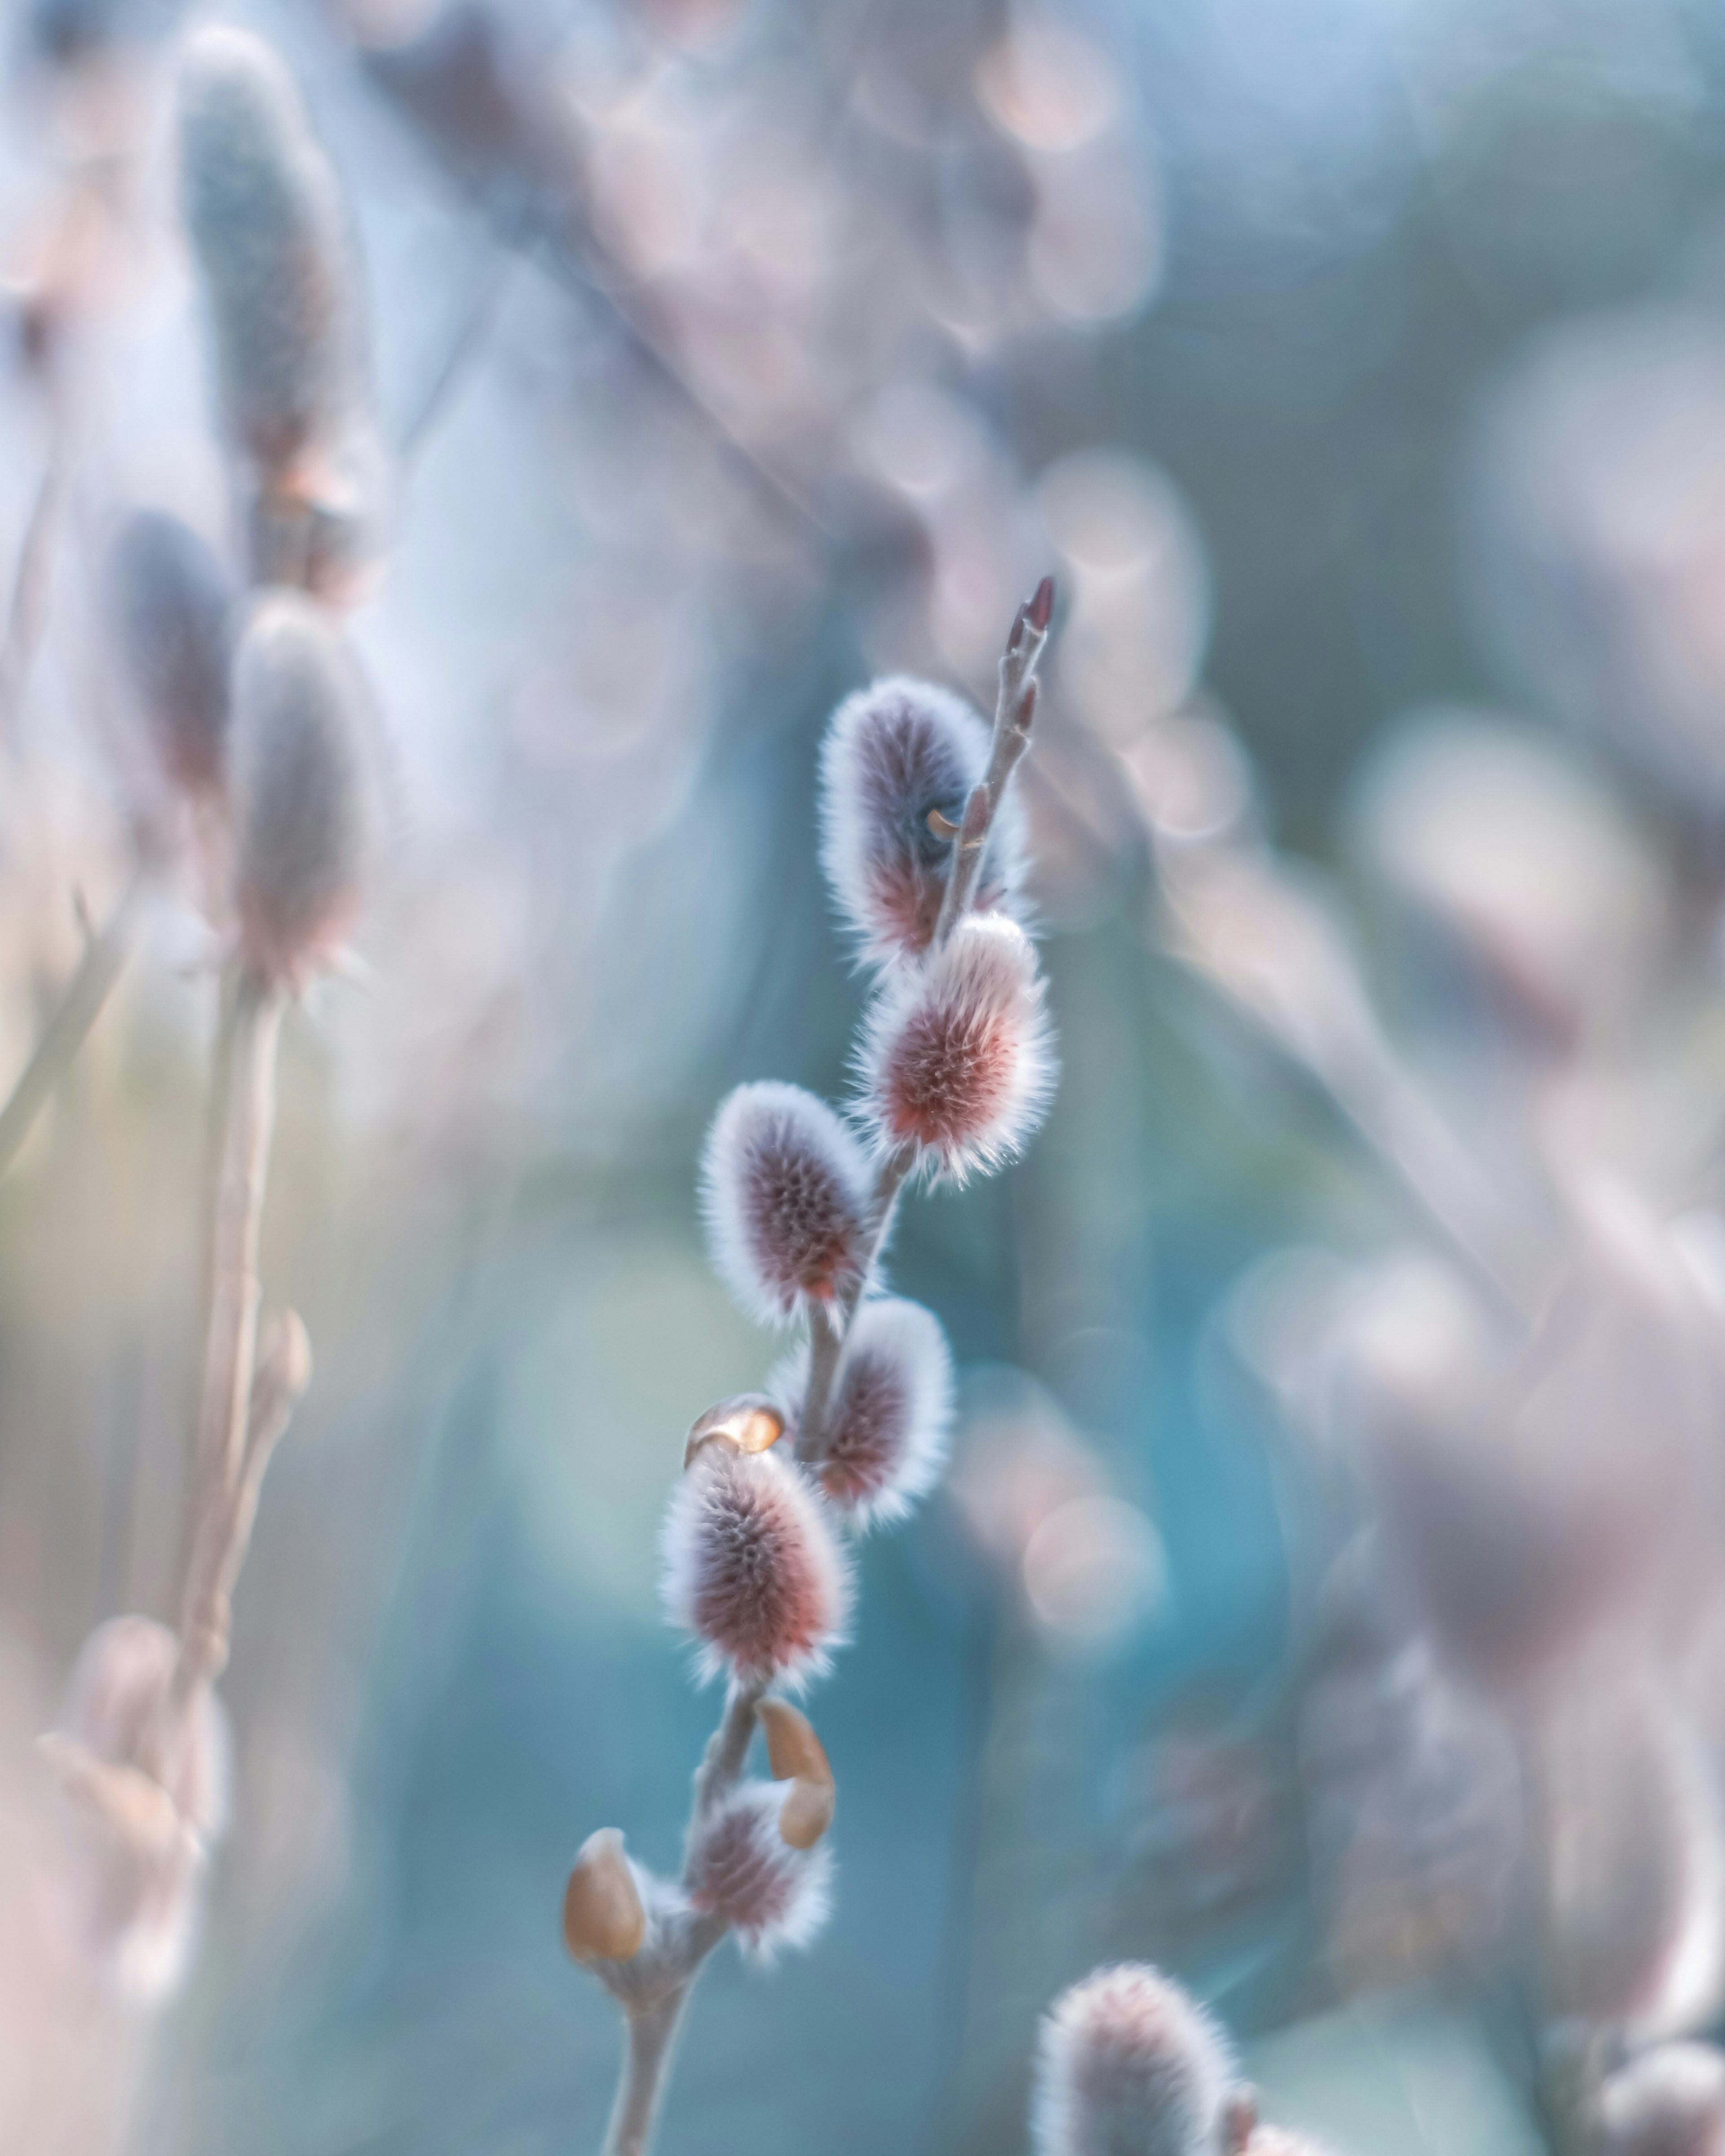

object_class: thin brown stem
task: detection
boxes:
[0,420,72,747]
[167,1308,310,1728]
[796,1144,914,1467]
[194,968,286,1503]
[934,577,1053,946]
[0,873,141,1177]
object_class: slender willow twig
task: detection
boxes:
[0,872,143,1178]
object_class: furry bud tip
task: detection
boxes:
[859,914,1056,1181]
[756,1698,836,1849]
[230,593,377,987]
[686,1781,832,1961]
[1033,1963,1237,2156]
[562,1827,647,1964]
[104,510,235,801]
[819,676,1026,966]
[773,1296,954,1527]
[1594,2043,1725,2155]
[659,1447,851,1691]
[700,1082,871,1325]
[1243,2134,1339,2156]
[177,27,362,478]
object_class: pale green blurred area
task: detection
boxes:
[0,0,1723,2149]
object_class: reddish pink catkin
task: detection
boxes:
[685,1782,833,1961]
[659,1446,852,1692]
[700,1082,872,1325]
[859,912,1056,1182]
[1033,1963,1241,2156]
[771,1295,953,1527]
[818,675,1027,968]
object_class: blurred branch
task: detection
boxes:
[0,871,142,1178]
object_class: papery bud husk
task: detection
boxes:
[659,1446,851,1691]
[562,1827,647,1964]
[858,913,1056,1182]
[1032,1962,1236,2156]
[229,592,379,986]
[756,1698,835,1849]
[818,675,1026,967]
[700,1081,871,1325]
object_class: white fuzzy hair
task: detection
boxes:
[658,1447,853,1693]
[818,675,1027,968]
[686,1780,835,1965]
[699,1080,872,1327]
[1032,1963,1236,2156]
[857,913,1057,1183]
[772,1295,954,1529]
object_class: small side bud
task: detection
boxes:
[230,593,378,987]
[1032,1962,1236,2156]
[562,1827,647,1964]
[47,1615,230,2003]
[684,1393,785,1469]
[104,510,235,801]
[659,1447,852,1692]
[859,914,1056,1182]
[37,1735,181,1859]
[700,1082,871,1326]
[772,1297,954,1527]
[686,1782,832,1961]
[1592,2043,1725,2155]
[177,28,364,480]
[818,676,1026,966]
[756,1698,836,1850]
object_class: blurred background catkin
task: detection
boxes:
[7,1,1725,2152]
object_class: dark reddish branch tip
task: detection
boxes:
[1007,574,1057,654]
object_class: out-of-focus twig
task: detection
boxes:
[0,871,142,1177]
[0,421,73,746]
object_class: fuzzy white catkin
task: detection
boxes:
[772,1295,954,1527]
[700,1082,872,1325]
[1033,1963,1237,2156]
[686,1781,833,1962]
[859,912,1057,1182]
[53,1615,231,2004]
[1594,2043,1725,2155]
[106,509,234,800]
[659,1446,852,1691]
[177,27,361,475]
[230,593,376,984]
[818,675,1026,967]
